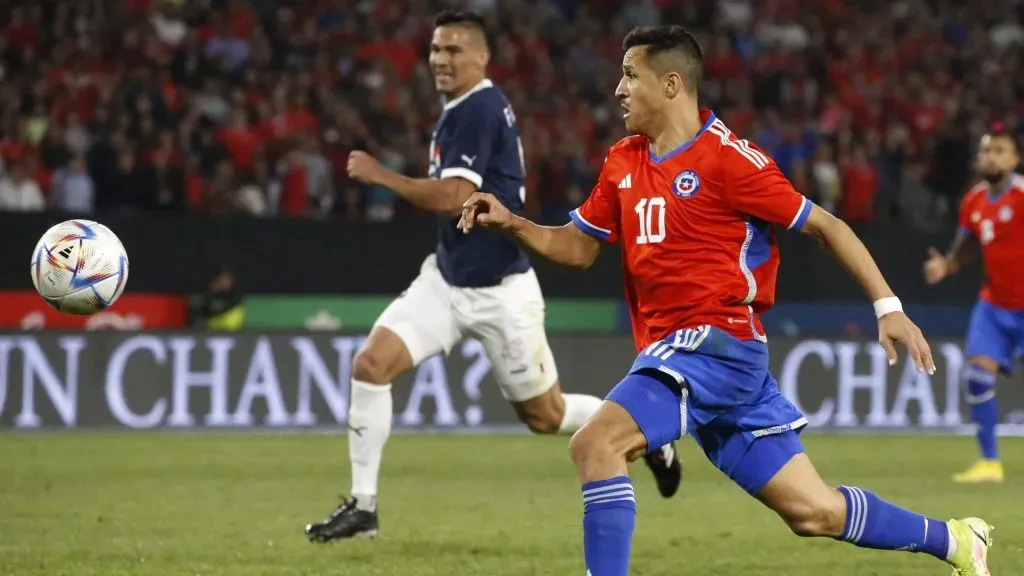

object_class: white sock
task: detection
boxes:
[945,525,958,561]
[348,379,393,512]
[557,393,603,434]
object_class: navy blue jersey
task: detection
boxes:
[428,79,531,287]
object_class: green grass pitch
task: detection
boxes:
[0,433,1021,575]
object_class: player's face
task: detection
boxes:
[429,26,487,98]
[615,47,665,136]
[976,134,1020,183]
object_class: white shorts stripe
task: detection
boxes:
[656,365,684,385]
[749,416,806,438]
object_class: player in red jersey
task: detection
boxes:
[566,108,803,348]
[461,25,993,576]
[924,130,1024,484]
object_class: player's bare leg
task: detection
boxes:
[509,381,623,435]
[755,449,993,575]
[570,400,649,480]
[510,381,572,434]
[568,400,649,576]
[754,453,846,538]
[305,326,415,543]
[514,381,681,496]
[955,355,1004,483]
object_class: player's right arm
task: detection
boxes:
[347,98,503,217]
[459,155,621,269]
[348,151,476,217]
[458,194,601,268]
[511,218,601,269]
[923,193,980,284]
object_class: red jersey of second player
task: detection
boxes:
[958,175,1024,311]
[569,110,813,350]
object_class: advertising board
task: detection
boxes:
[0,333,1021,433]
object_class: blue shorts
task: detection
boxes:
[606,326,807,495]
[965,300,1024,374]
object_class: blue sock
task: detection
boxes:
[965,365,999,460]
[582,476,636,576]
[837,486,951,561]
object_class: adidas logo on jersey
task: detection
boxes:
[618,174,632,189]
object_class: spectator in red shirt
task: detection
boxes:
[275,146,309,217]
[905,90,947,143]
[357,29,418,80]
[841,144,879,222]
[143,130,184,169]
[0,118,26,165]
[219,109,263,173]
[5,7,39,52]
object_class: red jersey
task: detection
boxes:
[957,175,1024,310]
[570,110,812,351]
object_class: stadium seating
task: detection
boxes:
[0,0,1020,228]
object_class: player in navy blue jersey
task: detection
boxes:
[304,10,680,543]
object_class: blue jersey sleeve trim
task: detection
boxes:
[957,225,973,237]
[569,209,611,241]
[787,197,814,231]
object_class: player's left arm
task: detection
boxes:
[347,152,475,217]
[726,158,935,374]
[800,206,897,309]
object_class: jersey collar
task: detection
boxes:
[988,173,1020,202]
[442,79,494,111]
[648,110,717,165]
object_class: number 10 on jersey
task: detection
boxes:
[635,197,666,244]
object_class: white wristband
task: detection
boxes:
[873,296,903,319]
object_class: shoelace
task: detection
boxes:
[325,496,356,522]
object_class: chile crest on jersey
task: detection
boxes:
[672,169,701,199]
[999,204,1013,222]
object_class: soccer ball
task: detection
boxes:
[30,220,130,315]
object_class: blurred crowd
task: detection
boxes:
[0,0,1021,231]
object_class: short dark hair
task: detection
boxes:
[433,10,489,49]
[622,25,704,92]
[435,10,486,32]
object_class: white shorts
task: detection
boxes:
[374,254,559,402]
